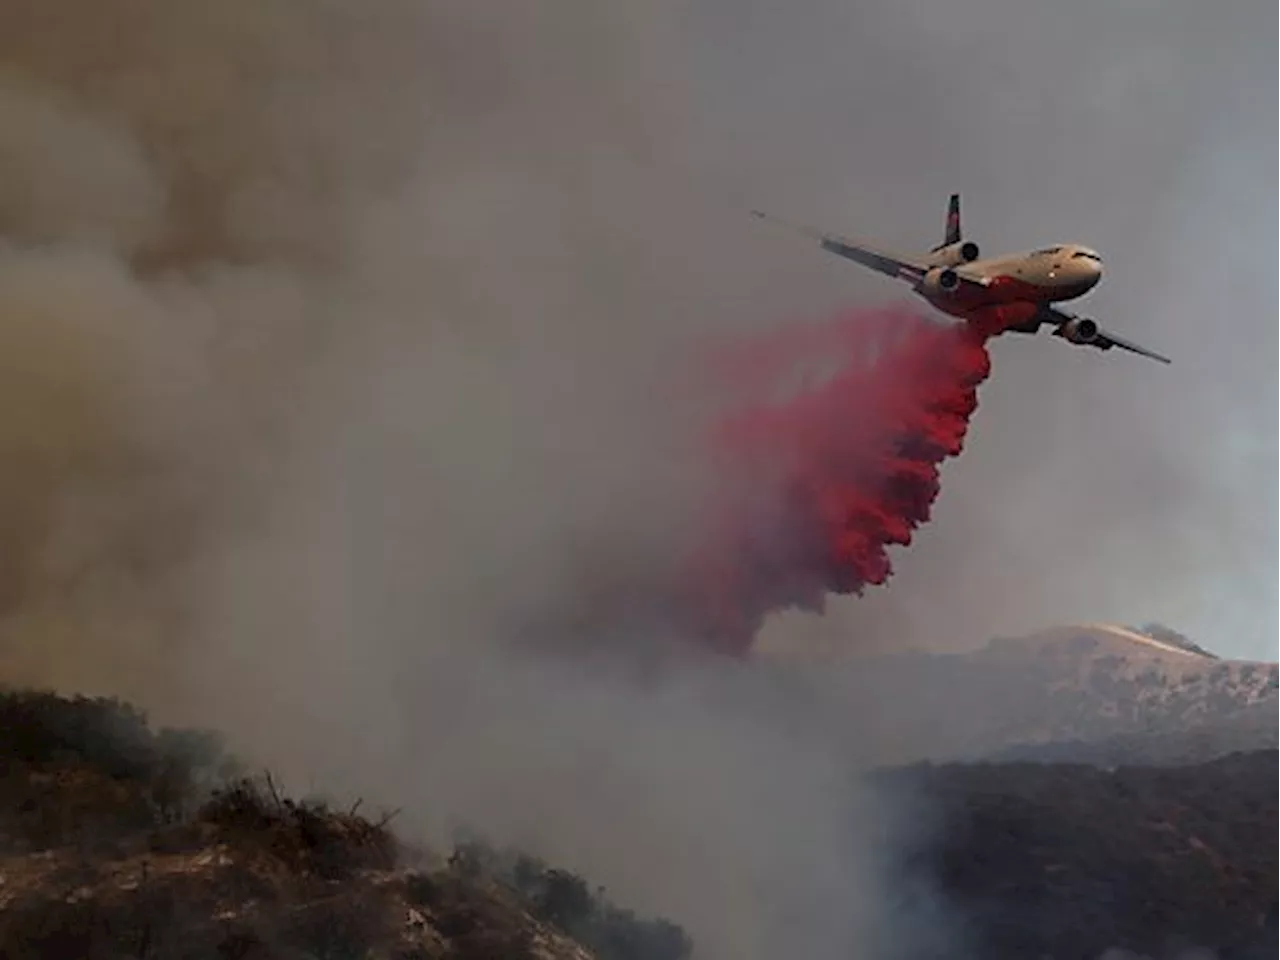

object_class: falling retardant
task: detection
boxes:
[683,305,994,654]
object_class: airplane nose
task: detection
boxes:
[1076,258,1103,287]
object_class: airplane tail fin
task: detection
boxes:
[930,193,962,252]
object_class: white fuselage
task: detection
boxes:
[920,243,1104,320]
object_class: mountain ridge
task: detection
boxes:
[761,622,1278,768]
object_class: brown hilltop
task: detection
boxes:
[0,690,690,960]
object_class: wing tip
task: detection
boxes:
[1127,347,1172,365]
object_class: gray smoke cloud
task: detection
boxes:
[0,3,915,957]
[0,1,1272,957]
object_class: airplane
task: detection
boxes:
[750,194,1171,364]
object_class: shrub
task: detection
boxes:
[199,776,396,879]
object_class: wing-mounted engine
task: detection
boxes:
[920,266,962,297]
[1055,316,1100,344]
[926,240,980,267]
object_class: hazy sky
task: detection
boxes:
[678,0,1278,660]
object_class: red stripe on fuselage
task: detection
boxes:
[924,274,1045,335]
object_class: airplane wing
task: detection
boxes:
[750,209,991,289]
[1046,307,1171,365]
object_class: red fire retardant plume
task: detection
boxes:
[685,305,993,654]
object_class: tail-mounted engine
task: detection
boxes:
[928,240,980,267]
[921,266,962,296]
[1058,317,1100,344]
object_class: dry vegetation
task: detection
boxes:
[0,689,690,960]
[2,686,1273,960]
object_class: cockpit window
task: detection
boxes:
[1071,251,1103,262]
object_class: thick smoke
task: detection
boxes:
[0,3,927,958]
[0,2,436,704]
[0,0,711,701]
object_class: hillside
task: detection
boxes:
[0,690,691,960]
[769,623,1278,766]
[1,687,1274,959]
[883,750,1278,960]
[989,703,1276,767]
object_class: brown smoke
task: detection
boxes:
[0,13,925,960]
[0,0,726,771]
[0,5,370,704]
